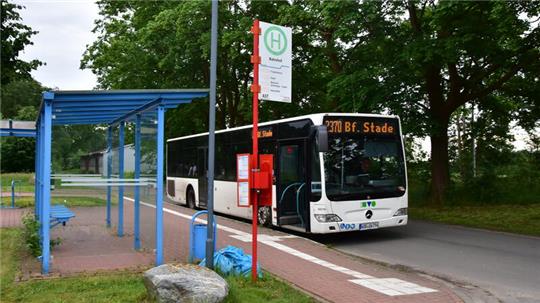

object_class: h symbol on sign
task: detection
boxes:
[270,32,282,50]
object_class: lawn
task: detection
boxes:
[410,204,540,237]
[1,173,35,193]
[0,196,109,208]
[0,228,315,303]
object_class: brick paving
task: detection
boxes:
[49,206,154,275]
[0,208,25,227]
[129,199,463,303]
[1,201,463,302]
[1,206,154,276]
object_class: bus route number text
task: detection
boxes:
[325,119,395,135]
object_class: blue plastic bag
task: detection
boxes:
[200,246,262,278]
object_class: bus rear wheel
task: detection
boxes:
[186,188,196,209]
[258,206,271,227]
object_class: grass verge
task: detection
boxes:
[1,173,35,193]
[1,196,108,208]
[224,275,314,303]
[0,228,152,303]
[410,204,540,237]
[0,228,315,303]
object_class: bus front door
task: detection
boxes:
[197,147,208,208]
[277,140,309,231]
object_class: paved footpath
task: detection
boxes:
[121,198,463,303]
[1,198,464,303]
[0,207,25,227]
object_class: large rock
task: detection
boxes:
[143,263,228,303]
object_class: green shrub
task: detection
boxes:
[21,213,61,257]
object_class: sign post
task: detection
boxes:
[206,0,218,269]
[249,19,291,282]
[250,19,261,282]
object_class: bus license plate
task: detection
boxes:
[360,222,379,230]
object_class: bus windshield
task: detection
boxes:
[323,131,406,201]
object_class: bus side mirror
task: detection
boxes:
[315,125,328,153]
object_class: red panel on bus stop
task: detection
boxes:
[257,154,273,206]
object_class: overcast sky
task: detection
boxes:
[17,0,99,90]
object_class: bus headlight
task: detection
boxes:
[314,214,342,222]
[393,208,407,216]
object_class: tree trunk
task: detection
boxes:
[430,123,450,207]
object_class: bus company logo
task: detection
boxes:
[264,26,288,56]
[361,201,377,208]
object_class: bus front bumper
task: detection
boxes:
[311,215,408,234]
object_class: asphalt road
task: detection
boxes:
[315,220,540,303]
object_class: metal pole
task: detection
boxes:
[206,0,218,269]
[134,114,141,250]
[38,114,44,229]
[106,126,112,227]
[34,125,40,217]
[42,100,52,274]
[118,122,125,237]
[471,103,476,178]
[11,180,15,208]
[38,111,44,260]
[156,105,165,265]
[250,19,261,282]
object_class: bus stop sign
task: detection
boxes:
[258,21,292,103]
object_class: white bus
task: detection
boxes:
[166,113,408,234]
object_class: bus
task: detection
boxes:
[166,113,408,234]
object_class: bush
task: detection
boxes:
[22,213,61,257]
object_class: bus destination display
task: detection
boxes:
[324,117,397,135]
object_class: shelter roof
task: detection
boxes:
[39,89,209,125]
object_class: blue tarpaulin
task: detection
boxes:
[200,246,262,278]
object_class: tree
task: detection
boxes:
[82,1,540,206]
[331,1,540,205]
[1,78,43,117]
[1,0,46,172]
[51,125,106,172]
[1,0,44,117]
[1,0,42,85]
[82,1,339,139]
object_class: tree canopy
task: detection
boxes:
[320,1,540,203]
[0,0,42,85]
[1,0,45,172]
[79,1,538,205]
[1,0,44,117]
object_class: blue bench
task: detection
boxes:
[50,205,75,228]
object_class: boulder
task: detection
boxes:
[143,263,228,303]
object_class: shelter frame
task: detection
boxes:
[34,89,208,274]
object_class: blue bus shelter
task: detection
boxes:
[34,89,208,274]
[0,120,37,137]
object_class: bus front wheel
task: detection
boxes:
[258,206,271,227]
[186,187,196,209]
